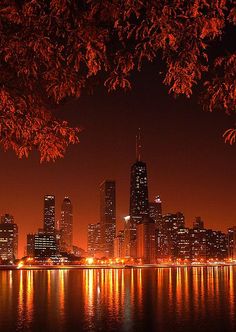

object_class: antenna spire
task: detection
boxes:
[136,128,142,161]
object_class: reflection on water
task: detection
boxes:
[0,267,236,331]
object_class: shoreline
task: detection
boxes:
[1,262,236,271]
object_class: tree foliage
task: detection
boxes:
[0,0,235,161]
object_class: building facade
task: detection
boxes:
[87,222,102,257]
[129,130,149,258]
[60,197,73,252]
[228,227,236,259]
[34,229,57,260]
[100,180,116,257]
[44,195,55,233]
[149,195,162,228]
[0,214,18,261]
[27,233,35,257]
[136,216,156,263]
[114,231,125,258]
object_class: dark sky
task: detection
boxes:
[0,63,235,257]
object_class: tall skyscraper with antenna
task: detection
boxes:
[129,129,149,224]
[128,129,149,257]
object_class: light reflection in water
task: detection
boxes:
[17,270,24,328]
[26,271,33,323]
[0,267,236,332]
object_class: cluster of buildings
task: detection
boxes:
[0,214,18,263]
[0,196,80,264]
[87,131,236,264]
[26,195,83,262]
[0,132,236,265]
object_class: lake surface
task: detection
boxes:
[0,267,236,331]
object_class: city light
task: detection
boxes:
[86,257,94,265]
[17,261,24,269]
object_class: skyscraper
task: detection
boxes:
[27,234,35,257]
[228,226,236,259]
[128,130,149,257]
[0,214,18,261]
[87,222,101,256]
[136,215,156,263]
[60,197,73,252]
[44,195,55,233]
[114,230,125,258]
[160,212,185,259]
[149,195,163,228]
[100,180,116,257]
[129,130,149,224]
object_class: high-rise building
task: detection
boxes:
[193,217,204,230]
[176,227,191,259]
[34,229,57,261]
[191,227,207,260]
[136,215,156,263]
[0,214,18,261]
[149,195,162,228]
[27,234,35,257]
[228,227,236,259]
[100,180,116,257]
[158,212,185,259]
[114,230,125,258]
[205,229,228,260]
[129,130,149,258]
[44,195,55,233]
[123,216,136,257]
[87,222,101,257]
[129,130,149,225]
[60,197,73,252]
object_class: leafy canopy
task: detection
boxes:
[0,0,235,161]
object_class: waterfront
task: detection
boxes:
[0,267,236,332]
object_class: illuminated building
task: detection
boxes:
[159,212,185,259]
[114,230,125,258]
[193,216,204,230]
[149,196,163,260]
[191,217,207,260]
[205,229,228,259]
[129,130,149,257]
[44,195,55,233]
[191,229,207,260]
[176,227,191,259]
[136,216,156,263]
[123,216,135,257]
[130,130,149,225]
[27,233,35,257]
[100,180,116,257]
[27,195,59,261]
[87,222,101,257]
[149,195,162,228]
[0,214,18,261]
[228,226,236,259]
[34,229,57,260]
[59,197,73,252]
[156,229,169,259]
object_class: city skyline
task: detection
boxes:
[0,65,235,258]
[1,144,235,259]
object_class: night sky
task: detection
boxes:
[0,62,235,257]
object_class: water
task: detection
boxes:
[0,267,236,332]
